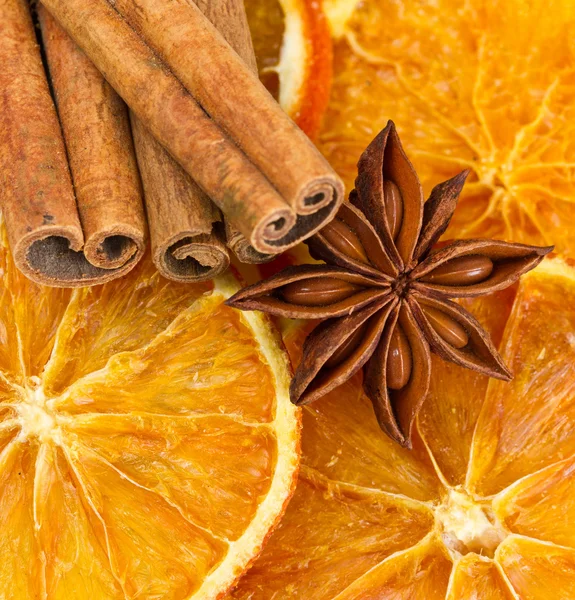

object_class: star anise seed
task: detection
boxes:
[227,121,553,447]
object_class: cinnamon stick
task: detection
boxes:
[40,0,345,255]
[0,0,143,286]
[38,7,147,278]
[130,116,230,281]
[40,0,299,256]
[131,0,264,277]
[193,0,272,264]
[133,0,268,274]
[0,0,77,285]
[111,0,343,217]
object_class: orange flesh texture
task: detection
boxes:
[318,0,575,256]
[230,257,575,598]
[447,554,514,600]
[0,241,299,599]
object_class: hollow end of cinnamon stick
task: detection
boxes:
[83,225,145,270]
[130,113,230,282]
[10,225,143,288]
[297,177,343,215]
[259,208,297,242]
[224,223,273,264]
[35,4,148,285]
[243,190,343,255]
[154,231,230,282]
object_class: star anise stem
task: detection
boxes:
[227,121,553,447]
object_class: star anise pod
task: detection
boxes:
[227,121,553,447]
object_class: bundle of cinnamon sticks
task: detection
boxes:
[0,0,344,286]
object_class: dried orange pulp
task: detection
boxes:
[0,233,300,599]
[323,0,575,255]
[230,255,575,599]
[249,0,575,255]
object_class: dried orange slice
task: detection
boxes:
[229,255,575,598]
[0,235,299,599]
[315,0,575,256]
[323,0,362,37]
[246,0,333,138]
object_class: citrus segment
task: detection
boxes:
[232,465,433,599]
[321,0,361,38]
[332,537,452,600]
[468,258,575,496]
[0,249,24,384]
[418,288,517,487]
[64,445,227,599]
[0,381,17,406]
[317,0,575,255]
[494,454,575,549]
[497,536,575,600]
[3,242,71,381]
[64,413,278,540]
[43,258,211,396]
[52,297,276,422]
[319,0,492,191]
[300,381,441,501]
[34,443,122,598]
[0,409,18,450]
[0,441,42,597]
[447,555,514,600]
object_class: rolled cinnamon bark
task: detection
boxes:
[110,0,344,218]
[0,0,143,286]
[132,0,265,276]
[130,116,230,281]
[224,222,273,264]
[0,0,78,285]
[40,0,300,255]
[194,0,259,73]
[193,0,272,264]
[39,7,147,277]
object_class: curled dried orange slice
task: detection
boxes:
[246,0,333,139]
[229,256,575,598]
[316,0,575,256]
[0,235,299,599]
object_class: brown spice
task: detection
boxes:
[39,0,292,255]
[130,116,229,282]
[130,0,271,279]
[0,0,77,285]
[40,0,344,255]
[109,0,343,217]
[192,0,273,265]
[39,7,147,281]
[227,121,553,447]
[0,0,144,287]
